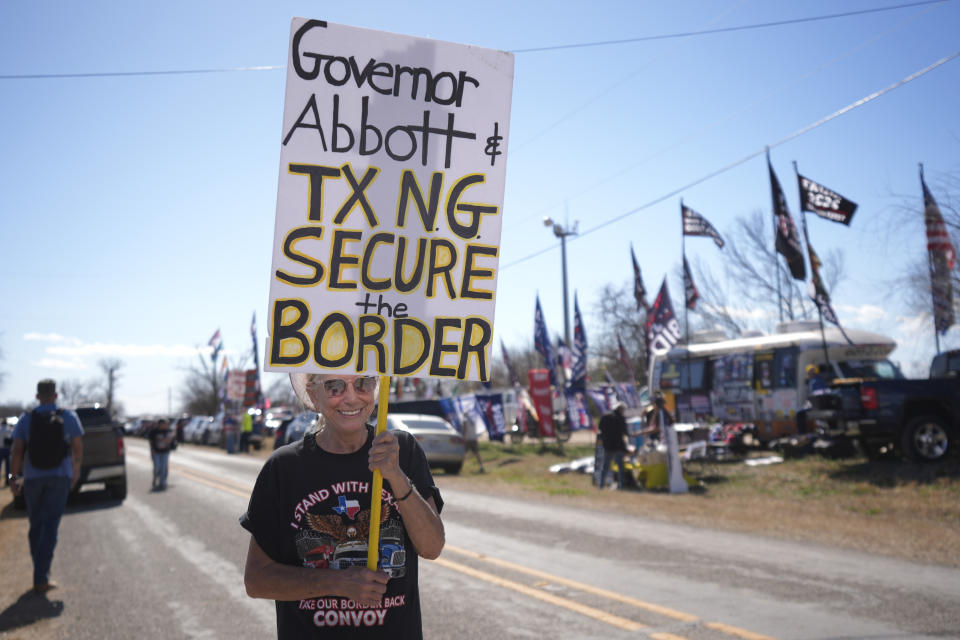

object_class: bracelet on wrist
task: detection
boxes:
[396,483,415,502]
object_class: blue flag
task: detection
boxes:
[534,295,557,387]
[570,294,588,390]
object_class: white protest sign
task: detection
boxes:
[227,370,247,401]
[265,18,514,381]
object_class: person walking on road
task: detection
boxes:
[241,373,445,639]
[597,402,630,489]
[8,379,84,594]
[148,418,176,490]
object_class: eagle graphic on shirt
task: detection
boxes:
[295,500,406,578]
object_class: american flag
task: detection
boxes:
[921,169,957,335]
[681,204,725,248]
[208,329,222,364]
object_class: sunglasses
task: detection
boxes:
[310,376,378,398]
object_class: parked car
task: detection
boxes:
[182,416,213,444]
[264,410,294,436]
[281,412,319,446]
[386,413,465,474]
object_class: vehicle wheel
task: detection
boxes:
[901,415,951,462]
[443,463,462,475]
[108,477,127,501]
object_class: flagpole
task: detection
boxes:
[681,200,690,347]
[794,160,830,367]
[768,149,784,324]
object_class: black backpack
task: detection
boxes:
[27,410,69,469]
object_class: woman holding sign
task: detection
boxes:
[241,373,444,639]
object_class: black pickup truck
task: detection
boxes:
[74,406,127,500]
[812,350,960,462]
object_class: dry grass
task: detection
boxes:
[437,441,960,567]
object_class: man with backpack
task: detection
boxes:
[8,379,84,594]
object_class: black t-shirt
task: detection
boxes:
[598,412,628,452]
[149,426,175,453]
[240,425,442,639]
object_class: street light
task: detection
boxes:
[543,216,578,346]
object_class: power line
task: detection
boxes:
[0,65,283,81]
[506,1,937,229]
[510,0,950,53]
[500,48,960,270]
[0,1,949,80]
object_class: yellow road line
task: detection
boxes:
[432,557,648,632]
[445,544,698,622]
[705,622,778,640]
[130,449,775,640]
[128,448,254,496]
[175,467,251,500]
[444,545,779,640]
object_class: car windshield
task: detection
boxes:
[835,359,903,380]
[390,416,450,432]
[75,408,112,426]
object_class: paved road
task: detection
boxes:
[4,438,958,639]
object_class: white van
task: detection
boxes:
[649,321,901,442]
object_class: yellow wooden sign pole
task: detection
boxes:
[367,376,391,570]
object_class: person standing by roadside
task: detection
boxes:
[240,409,253,453]
[242,373,444,639]
[642,392,673,444]
[0,418,13,486]
[8,379,84,594]
[597,402,629,489]
[148,418,175,491]
[224,413,239,454]
[463,414,485,473]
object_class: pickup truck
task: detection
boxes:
[74,406,127,500]
[811,350,960,462]
[13,405,126,509]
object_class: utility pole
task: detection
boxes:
[543,216,578,345]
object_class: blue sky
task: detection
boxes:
[2,0,958,415]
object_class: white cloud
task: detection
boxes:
[35,357,88,370]
[46,342,205,358]
[894,312,929,337]
[24,332,83,345]
[25,333,210,359]
[836,303,886,325]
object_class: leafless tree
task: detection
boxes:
[57,378,99,407]
[179,353,223,416]
[98,358,124,414]
[689,209,844,336]
[591,282,649,384]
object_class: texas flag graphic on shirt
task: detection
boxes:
[332,495,361,519]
